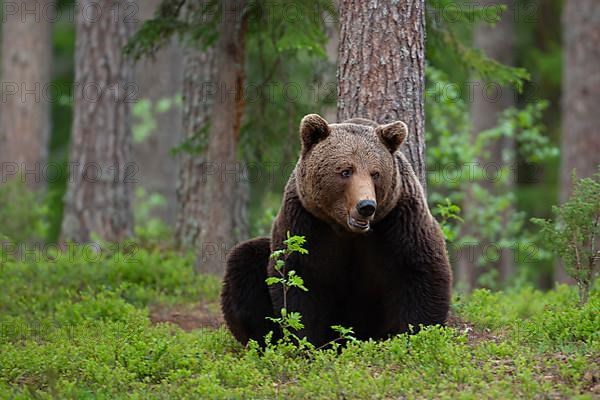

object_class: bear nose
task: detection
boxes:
[356,200,377,218]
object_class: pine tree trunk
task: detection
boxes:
[337,0,426,188]
[195,0,248,275]
[61,0,134,243]
[560,0,600,196]
[0,0,52,190]
[556,0,600,282]
[133,0,183,225]
[175,46,217,250]
[457,0,516,290]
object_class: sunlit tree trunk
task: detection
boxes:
[0,0,52,190]
[133,0,183,225]
[556,0,600,282]
[61,0,134,242]
[195,0,248,274]
[457,0,516,290]
[337,0,426,188]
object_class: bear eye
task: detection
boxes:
[340,169,353,178]
[371,172,380,180]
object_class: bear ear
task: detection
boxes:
[300,114,330,153]
[375,121,408,153]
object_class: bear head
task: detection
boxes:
[296,113,408,234]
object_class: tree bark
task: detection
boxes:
[337,0,426,188]
[61,0,135,243]
[457,0,516,290]
[133,0,183,225]
[0,0,52,190]
[557,0,600,282]
[560,0,600,197]
[175,46,217,250]
[194,0,248,274]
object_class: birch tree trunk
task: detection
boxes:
[61,0,135,242]
[195,0,248,274]
[337,0,426,188]
[0,0,52,190]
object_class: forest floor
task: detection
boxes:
[150,302,224,331]
[0,247,598,399]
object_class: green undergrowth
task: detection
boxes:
[0,249,597,399]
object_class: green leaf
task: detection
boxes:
[287,274,308,291]
[265,277,283,286]
[286,312,304,331]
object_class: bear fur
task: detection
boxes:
[221,114,452,347]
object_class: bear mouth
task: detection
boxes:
[347,215,370,232]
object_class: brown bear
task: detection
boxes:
[221,114,452,347]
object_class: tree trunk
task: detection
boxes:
[337,0,426,188]
[0,0,52,190]
[195,0,248,274]
[175,46,217,250]
[174,0,224,252]
[557,0,600,282]
[61,0,134,243]
[457,0,516,290]
[133,0,183,225]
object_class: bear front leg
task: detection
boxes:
[381,260,452,336]
[269,282,339,347]
[221,237,281,345]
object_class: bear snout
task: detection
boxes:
[356,199,377,218]
[347,200,376,232]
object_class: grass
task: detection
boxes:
[0,247,598,399]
